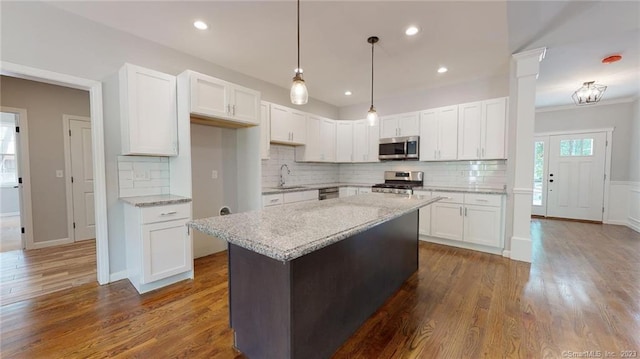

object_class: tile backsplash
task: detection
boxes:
[118,156,170,197]
[262,145,339,188]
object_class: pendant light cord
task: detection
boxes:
[297,0,300,73]
[370,40,374,107]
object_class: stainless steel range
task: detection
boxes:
[371,171,424,194]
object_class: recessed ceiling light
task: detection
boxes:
[193,21,208,30]
[437,66,448,74]
[405,26,420,36]
[345,91,352,96]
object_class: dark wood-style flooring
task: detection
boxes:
[1,219,638,358]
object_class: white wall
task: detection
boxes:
[535,101,634,181]
[629,99,640,182]
[338,74,509,120]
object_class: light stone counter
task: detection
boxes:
[188,193,440,262]
[120,194,192,207]
[414,186,507,195]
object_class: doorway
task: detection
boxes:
[532,130,611,221]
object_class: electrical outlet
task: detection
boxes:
[211,170,218,179]
[56,170,63,178]
[134,170,150,181]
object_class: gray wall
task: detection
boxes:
[0,76,90,242]
[630,99,640,182]
[535,101,635,181]
[338,74,509,120]
[190,123,236,258]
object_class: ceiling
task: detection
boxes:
[48,1,639,109]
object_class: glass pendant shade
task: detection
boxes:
[572,81,606,105]
[290,73,308,105]
[367,105,378,126]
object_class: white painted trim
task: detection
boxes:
[1,106,33,251]
[512,188,534,195]
[610,180,639,186]
[62,115,91,243]
[629,218,640,233]
[1,61,110,285]
[109,270,128,283]
[602,130,613,223]
[502,250,511,258]
[0,211,20,217]
[534,127,615,137]
[604,219,629,226]
[536,97,637,113]
[30,237,73,249]
[510,236,532,263]
[419,235,503,256]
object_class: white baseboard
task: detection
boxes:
[510,236,532,263]
[629,217,640,233]
[419,235,503,256]
[604,220,629,226]
[502,250,511,258]
[29,237,73,249]
[109,270,128,283]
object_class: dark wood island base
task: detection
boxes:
[228,211,419,359]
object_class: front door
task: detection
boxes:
[547,132,606,221]
[69,118,95,241]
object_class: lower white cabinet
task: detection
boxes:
[426,192,504,252]
[262,190,318,208]
[414,190,432,237]
[124,202,193,294]
[339,187,371,197]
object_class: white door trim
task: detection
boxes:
[1,61,110,285]
[0,106,33,250]
[62,114,91,242]
[535,127,614,137]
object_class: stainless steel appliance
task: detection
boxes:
[371,171,424,194]
[378,136,419,161]
[319,187,339,200]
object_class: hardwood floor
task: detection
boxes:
[0,241,96,306]
[1,219,638,358]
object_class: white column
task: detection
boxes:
[505,47,546,263]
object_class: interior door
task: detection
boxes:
[70,118,95,240]
[547,132,606,221]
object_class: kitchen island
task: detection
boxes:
[188,193,440,359]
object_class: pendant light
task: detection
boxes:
[290,0,308,105]
[366,36,379,126]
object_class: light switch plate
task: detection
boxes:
[211,170,218,179]
[56,170,63,178]
[133,170,150,181]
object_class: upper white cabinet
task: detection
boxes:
[295,115,336,162]
[457,97,507,160]
[380,112,420,138]
[270,104,306,145]
[336,121,354,162]
[419,105,458,161]
[352,120,380,163]
[260,102,270,160]
[189,71,260,126]
[120,63,178,156]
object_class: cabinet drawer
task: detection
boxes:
[262,193,284,207]
[141,203,191,224]
[432,191,464,204]
[464,193,502,207]
[284,190,319,204]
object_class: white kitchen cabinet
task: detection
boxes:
[414,190,432,237]
[339,187,358,197]
[270,104,306,145]
[431,201,464,241]
[464,204,502,247]
[457,98,507,160]
[357,187,371,194]
[262,193,284,208]
[119,63,178,156]
[124,202,193,294]
[189,71,260,126]
[336,121,354,162]
[352,120,380,163]
[260,102,270,159]
[262,190,318,208]
[380,112,420,138]
[419,106,458,161]
[295,116,336,162]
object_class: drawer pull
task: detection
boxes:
[270,199,279,203]
[160,211,177,216]
[475,199,489,202]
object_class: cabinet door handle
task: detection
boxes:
[475,199,489,202]
[476,148,480,158]
[232,104,236,116]
[438,150,441,159]
[270,199,279,203]
[160,211,177,216]
[482,148,485,157]
[464,207,468,216]
[459,207,462,216]
[434,150,437,159]
[227,104,231,114]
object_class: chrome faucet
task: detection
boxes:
[279,164,291,187]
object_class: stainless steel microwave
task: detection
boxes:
[378,136,419,160]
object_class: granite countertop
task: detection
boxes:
[120,194,192,207]
[188,193,441,262]
[415,186,507,195]
[261,182,374,195]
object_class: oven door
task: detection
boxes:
[378,138,407,160]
